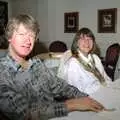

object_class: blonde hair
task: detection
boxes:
[5,14,40,40]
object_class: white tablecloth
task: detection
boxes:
[50,79,120,120]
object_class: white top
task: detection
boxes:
[57,51,111,94]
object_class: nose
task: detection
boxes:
[23,35,31,45]
[24,33,33,40]
[84,39,89,44]
[23,34,30,39]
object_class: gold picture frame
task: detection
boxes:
[98,8,117,33]
[0,1,8,49]
[64,12,79,33]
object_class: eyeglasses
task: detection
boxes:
[15,31,36,39]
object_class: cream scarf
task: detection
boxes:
[77,51,106,86]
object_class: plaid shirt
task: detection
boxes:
[0,54,88,120]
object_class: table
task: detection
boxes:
[50,79,120,120]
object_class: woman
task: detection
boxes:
[57,27,111,94]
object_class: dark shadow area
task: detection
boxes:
[29,41,48,58]
[102,43,120,81]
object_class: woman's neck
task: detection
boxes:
[78,50,88,58]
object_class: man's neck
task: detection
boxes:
[9,47,29,69]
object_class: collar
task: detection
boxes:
[6,54,34,71]
[78,50,92,63]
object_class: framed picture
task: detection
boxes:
[98,8,117,33]
[64,12,79,33]
[0,1,8,49]
[0,1,8,34]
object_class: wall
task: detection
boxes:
[37,0,49,48]
[11,0,38,18]
[11,0,120,57]
[54,0,120,57]
[0,0,12,57]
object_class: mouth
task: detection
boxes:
[84,47,90,49]
[21,45,31,50]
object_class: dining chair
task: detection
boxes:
[102,43,120,81]
[29,40,48,58]
[49,41,67,52]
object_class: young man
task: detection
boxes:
[0,14,105,120]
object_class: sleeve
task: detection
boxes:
[0,75,68,120]
[0,65,66,120]
[0,80,50,120]
[37,61,88,118]
[93,54,112,83]
[0,68,29,120]
[0,63,49,120]
[43,79,88,119]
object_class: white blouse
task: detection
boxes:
[58,52,111,95]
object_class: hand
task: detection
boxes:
[65,96,105,112]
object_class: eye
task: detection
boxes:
[29,34,35,39]
[16,33,25,37]
[19,33,24,36]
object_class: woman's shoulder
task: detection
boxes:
[92,54,102,65]
[68,57,78,62]
[92,54,101,60]
[66,57,80,67]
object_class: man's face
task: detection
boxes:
[9,24,36,58]
[78,35,93,54]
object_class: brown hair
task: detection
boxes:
[71,27,96,58]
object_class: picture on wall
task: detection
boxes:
[98,8,117,33]
[0,1,8,49]
[64,12,79,33]
[0,1,8,34]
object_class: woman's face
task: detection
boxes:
[78,34,94,55]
